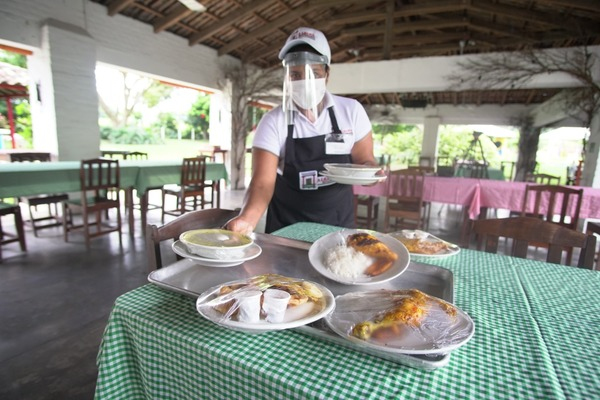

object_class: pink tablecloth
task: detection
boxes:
[478,180,600,219]
[353,176,482,219]
[354,177,600,221]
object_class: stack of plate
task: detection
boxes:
[320,163,386,185]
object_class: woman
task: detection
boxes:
[227,27,378,234]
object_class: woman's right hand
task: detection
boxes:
[224,216,254,235]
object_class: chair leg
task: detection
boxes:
[15,207,27,251]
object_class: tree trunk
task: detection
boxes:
[515,120,541,181]
[229,95,248,190]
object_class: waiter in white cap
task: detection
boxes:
[226,27,378,234]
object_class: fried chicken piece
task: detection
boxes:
[351,289,428,340]
[346,232,398,276]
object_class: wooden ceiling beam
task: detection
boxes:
[217,0,347,56]
[341,19,467,37]
[382,0,394,60]
[188,0,273,46]
[470,1,600,35]
[535,0,600,13]
[468,19,537,42]
[107,0,135,16]
[154,4,193,33]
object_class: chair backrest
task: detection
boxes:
[10,152,51,162]
[80,158,120,199]
[407,165,435,175]
[455,160,488,178]
[500,161,516,181]
[387,168,425,201]
[521,184,583,229]
[127,151,149,160]
[472,216,596,269]
[146,208,239,270]
[180,156,208,187]
[525,173,561,185]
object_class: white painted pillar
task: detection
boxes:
[581,114,600,187]
[421,116,441,164]
[29,20,98,161]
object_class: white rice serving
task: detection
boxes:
[325,245,372,278]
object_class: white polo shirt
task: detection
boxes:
[253,92,372,174]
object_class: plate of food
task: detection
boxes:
[319,170,387,186]
[325,289,475,355]
[196,274,335,333]
[389,230,460,258]
[172,240,262,267]
[308,229,410,285]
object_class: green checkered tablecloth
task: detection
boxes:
[95,223,600,399]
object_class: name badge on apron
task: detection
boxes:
[298,170,319,190]
[298,170,335,190]
[325,132,350,155]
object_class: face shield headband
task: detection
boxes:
[282,52,328,126]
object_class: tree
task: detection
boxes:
[187,93,211,140]
[219,62,280,189]
[97,67,173,128]
[447,46,599,181]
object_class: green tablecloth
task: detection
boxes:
[95,223,600,399]
[0,160,227,198]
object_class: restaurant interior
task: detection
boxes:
[1,1,600,399]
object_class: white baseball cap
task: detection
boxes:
[278,27,331,65]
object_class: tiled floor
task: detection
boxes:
[0,191,529,399]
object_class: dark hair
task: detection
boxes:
[287,44,330,72]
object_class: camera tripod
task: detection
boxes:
[458,132,489,178]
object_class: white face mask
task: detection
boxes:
[291,78,326,110]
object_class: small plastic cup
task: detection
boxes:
[262,289,291,323]
[235,290,263,323]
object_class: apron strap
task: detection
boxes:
[328,107,341,134]
[286,123,295,165]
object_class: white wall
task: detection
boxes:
[0,0,237,159]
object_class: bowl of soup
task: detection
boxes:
[180,229,253,259]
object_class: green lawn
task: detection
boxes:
[100,139,209,160]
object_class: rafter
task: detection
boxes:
[154,3,193,33]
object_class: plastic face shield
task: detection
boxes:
[282,51,328,126]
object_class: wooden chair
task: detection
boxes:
[384,169,426,232]
[10,152,69,236]
[62,158,122,249]
[472,217,596,269]
[162,156,214,222]
[146,208,238,271]
[455,161,488,178]
[407,165,435,175]
[521,184,583,230]
[125,151,163,213]
[525,173,561,185]
[354,195,379,230]
[585,221,600,270]
[500,161,516,181]
[0,202,27,261]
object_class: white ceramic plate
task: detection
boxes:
[196,279,335,333]
[320,170,387,186]
[308,229,410,285]
[388,230,460,258]
[172,240,262,267]
[323,163,382,178]
[325,290,475,355]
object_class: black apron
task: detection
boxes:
[265,107,355,233]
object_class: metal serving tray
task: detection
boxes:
[148,233,454,370]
